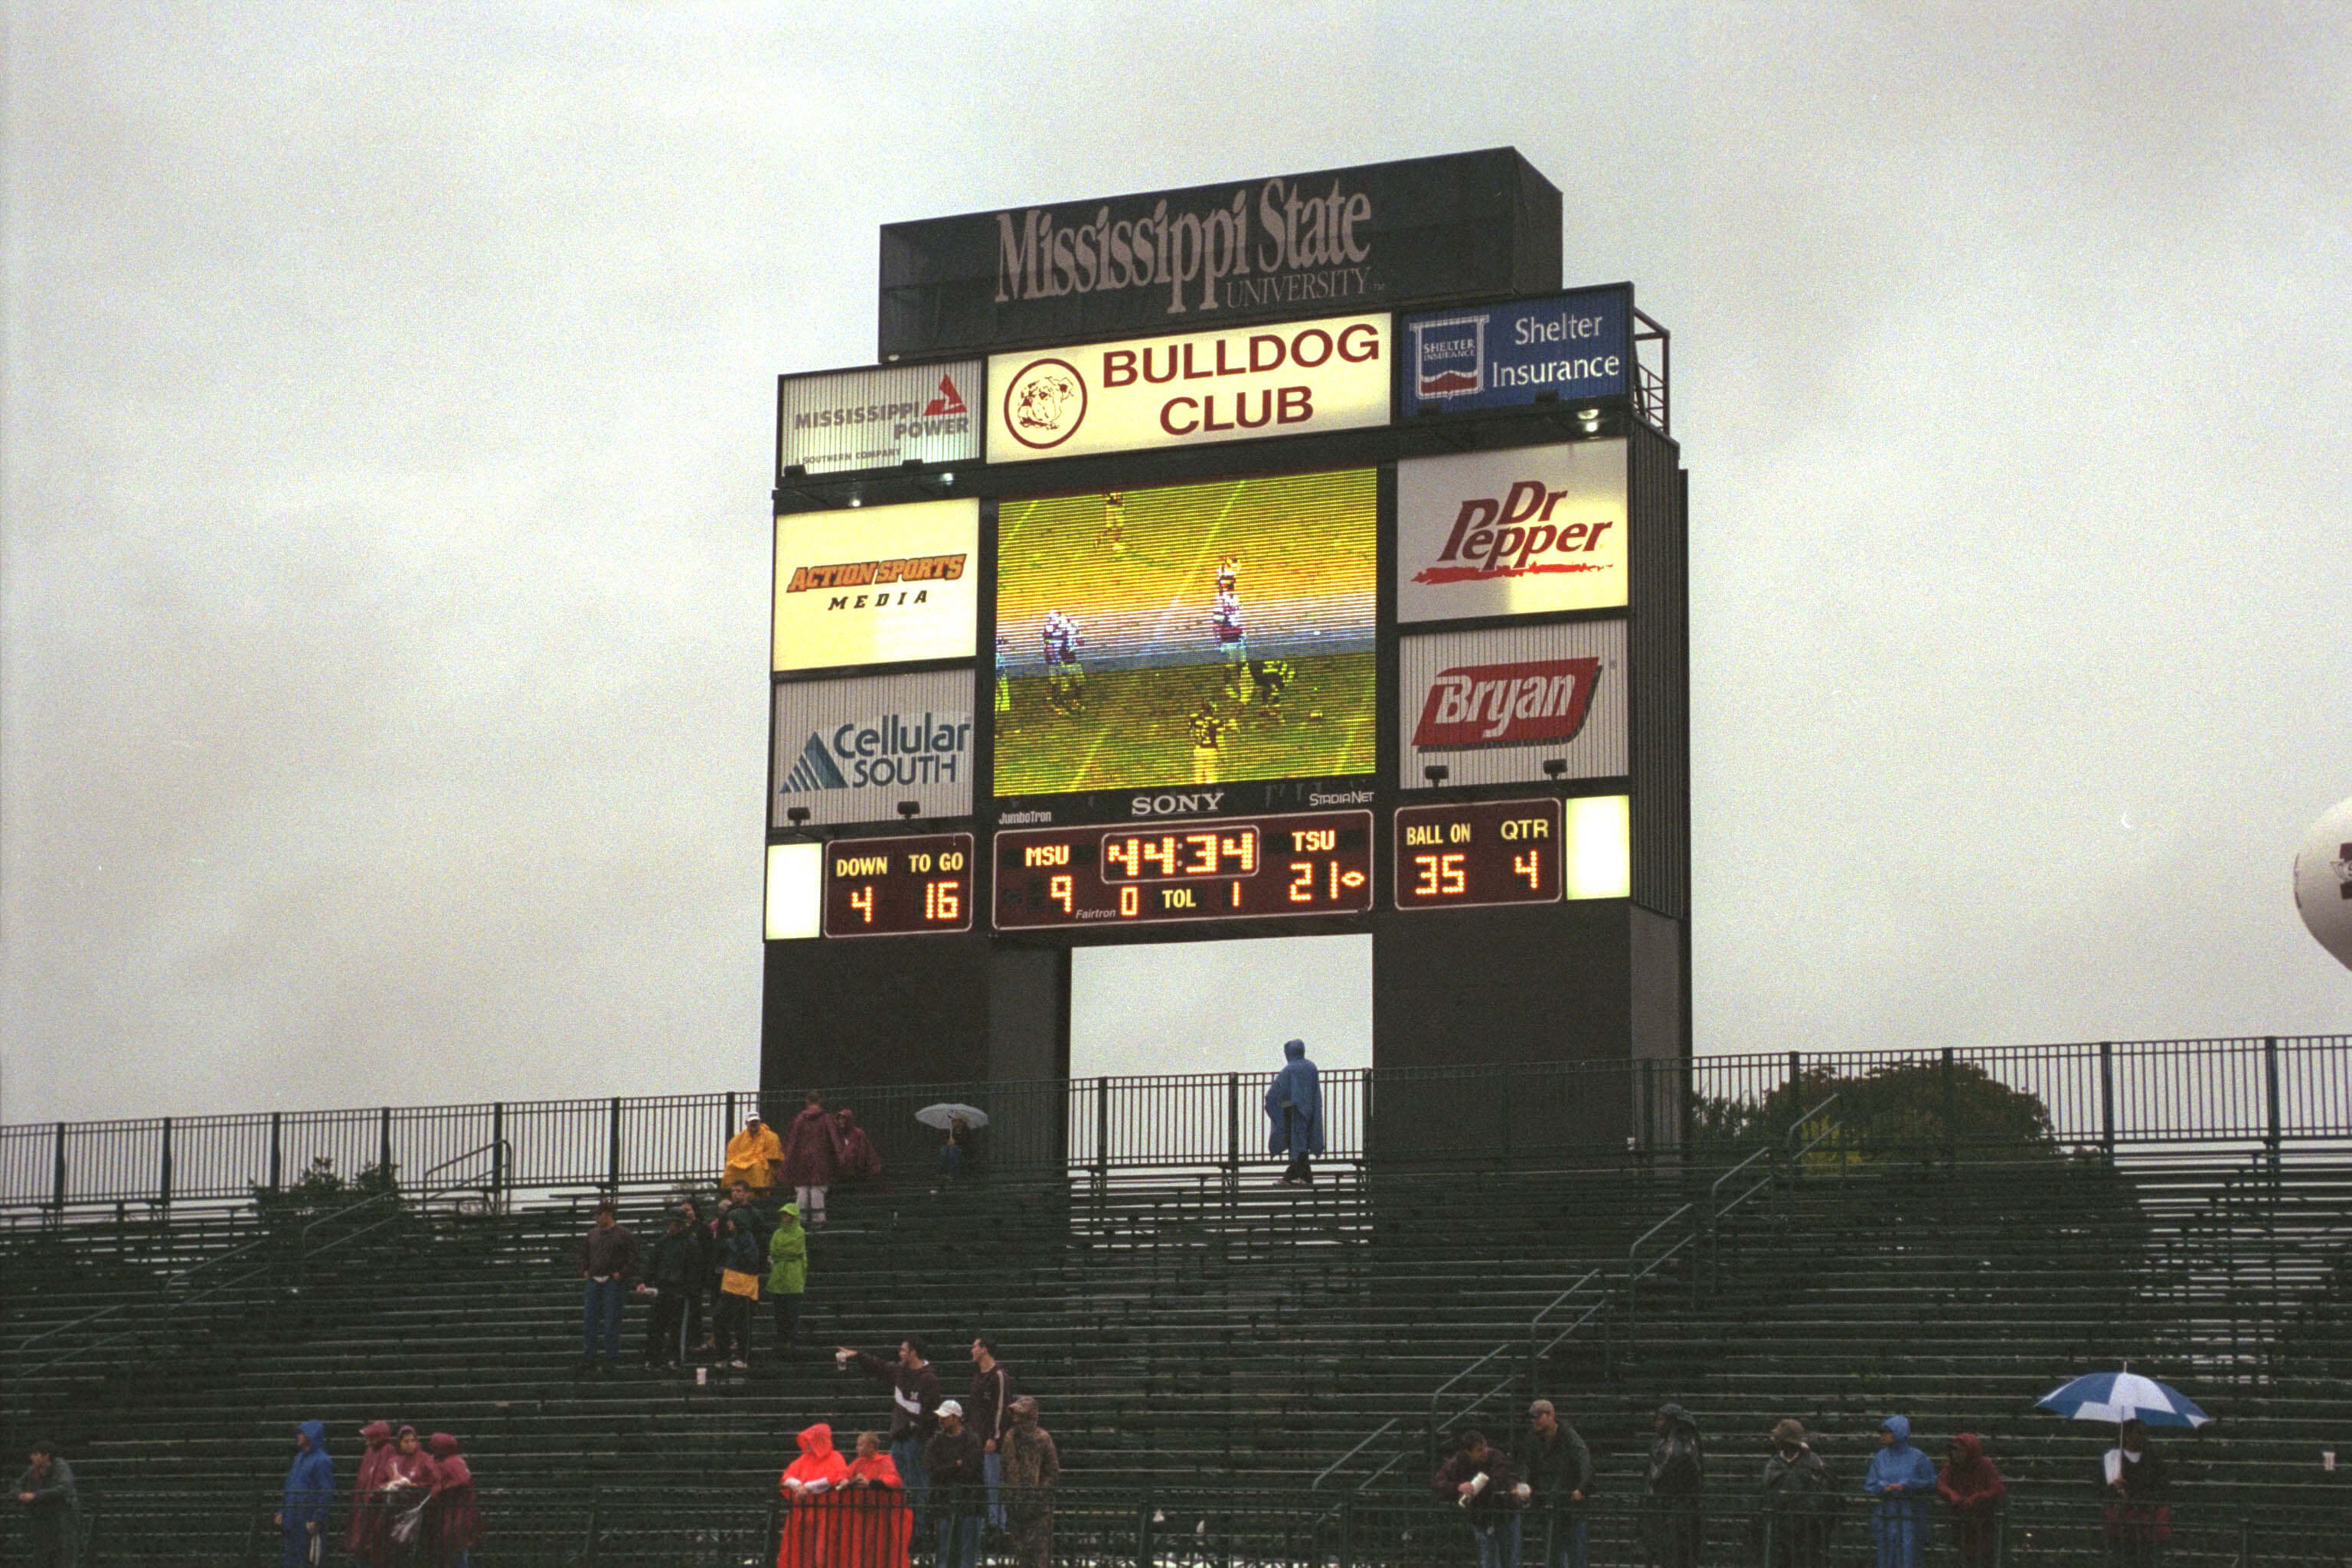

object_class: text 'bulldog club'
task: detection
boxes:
[1415,479,1614,585]
[1413,658,1600,749]
[1002,322,1380,451]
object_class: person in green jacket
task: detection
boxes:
[768,1200,808,1353]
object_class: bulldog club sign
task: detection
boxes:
[987,314,1390,463]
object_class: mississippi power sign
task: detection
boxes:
[779,361,983,477]
[879,149,1560,358]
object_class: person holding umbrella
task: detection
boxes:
[2099,1421,2171,1568]
[2035,1366,2207,1568]
[916,1103,988,1187]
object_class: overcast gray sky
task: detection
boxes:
[5,3,2347,1124]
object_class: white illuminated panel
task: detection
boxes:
[988,314,1389,464]
[1565,794,1632,900]
[773,498,979,673]
[764,841,823,940]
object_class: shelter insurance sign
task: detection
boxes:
[772,668,974,827]
[773,498,979,672]
[880,149,1561,358]
[988,315,1389,464]
[1399,619,1627,789]
[1396,440,1627,622]
[779,361,984,477]
[1400,286,1631,412]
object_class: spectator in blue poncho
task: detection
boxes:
[1264,1038,1324,1186]
[1863,1416,1938,1568]
[276,1419,335,1568]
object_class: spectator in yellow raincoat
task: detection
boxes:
[724,1112,784,1192]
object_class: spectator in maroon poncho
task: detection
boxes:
[426,1435,481,1568]
[343,1421,397,1566]
[380,1427,439,1566]
[781,1091,844,1228]
[1938,1433,2005,1568]
[836,1109,884,1182]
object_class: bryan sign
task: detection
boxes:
[988,315,1389,464]
[1401,286,1631,412]
[1398,618,1627,789]
[1396,440,1627,622]
[778,360,983,477]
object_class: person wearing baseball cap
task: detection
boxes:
[925,1400,986,1568]
[1514,1400,1594,1568]
[723,1111,783,1194]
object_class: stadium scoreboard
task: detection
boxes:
[1393,799,1563,910]
[763,149,1689,1099]
[822,832,975,937]
[995,811,1374,929]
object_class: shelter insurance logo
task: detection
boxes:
[1002,358,1087,449]
[1410,315,1487,397]
[1411,478,1615,586]
[1413,658,1599,750]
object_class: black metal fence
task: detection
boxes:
[4,1486,2346,1568]
[3,1037,2347,1217]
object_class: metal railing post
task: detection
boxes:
[607,1096,623,1195]
[378,1106,393,1177]
[1942,1047,1958,1166]
[51,1121,67,1219]
[1225,1073,1240,1178]
[1094,1076,1110,1181]
[2262,1037,2282,1175]
[1787,1049,1801,1109]
[2099,1041,2116,1160]
[158,1116,174,1210]
[270,1110,284,1191]
[491,1102,507,1208]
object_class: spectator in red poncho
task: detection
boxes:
[844,1430,912,1568]
[781,1092,845,1228]
[836,1109,884,1182]
[379,1427,439,1566]
[1938,1433,2005,1568]
[426,1435,481,1568]
[778,1423,851,1568]
[343,1421,397,1566]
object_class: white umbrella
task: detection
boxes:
[916,1102,989,1131]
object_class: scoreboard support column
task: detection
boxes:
[1369,898,1686,1154]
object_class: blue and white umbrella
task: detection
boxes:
[2036,1368,2213,1429]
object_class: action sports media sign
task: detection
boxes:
[879,149,1561,358]
[988,315,1390,464]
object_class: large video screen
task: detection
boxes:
[994,469,1377,797]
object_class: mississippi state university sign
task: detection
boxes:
[879,149,1561,358]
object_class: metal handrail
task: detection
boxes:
[1312,1417,1399,1491]
[1527,1267,1606,1365]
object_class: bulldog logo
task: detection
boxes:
[1002,358,1087,449]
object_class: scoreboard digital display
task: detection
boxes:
[822,832,976,937]
[1393,798,1563,910]
[995,811,1374,930]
